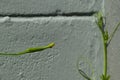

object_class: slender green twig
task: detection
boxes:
[95,12,111,80]
[77,56,93,80]
[78,11,120,80]
[107,22,120,45]
[0,42,55,56]
[78,69,91,80]
[95,12,107,79]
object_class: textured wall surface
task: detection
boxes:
[105,0,120,80]
[0,0,107,80]
[0,0,103,14]
[0,17,104,80]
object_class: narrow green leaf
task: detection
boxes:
[78,69,91,80]
[108,21,120,45]
[100,74,110,80]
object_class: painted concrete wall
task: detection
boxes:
[0,17,104,80]
[0,0,102,14]
[105,0,120,80]
[0,0,114,80]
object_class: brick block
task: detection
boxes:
[0,0,103,15]
[0,17,103,80]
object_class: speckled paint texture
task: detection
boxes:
[105,0,120,80]
[0,0,103,14]
[0,17,103,80]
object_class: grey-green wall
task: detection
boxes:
[105,0,120,80]
[0,0,118,80]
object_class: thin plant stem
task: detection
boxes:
[107,22,120,46]
[0,42,55,56]
[98,23,107,77]
[104,39,107,77]
[78,11,120,80]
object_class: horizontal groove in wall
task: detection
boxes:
[0,16,96,23]
[0,11,97,17]
[0,16,96,22]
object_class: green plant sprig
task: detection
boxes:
[0,42,55,56]
[78,11,120,80]
[95,12,110,80]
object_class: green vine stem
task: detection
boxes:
[0,42,55,56]
[96,12,120,80]
[78,11,120,80]
[108,22,120,45]
[95,12,109,79]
